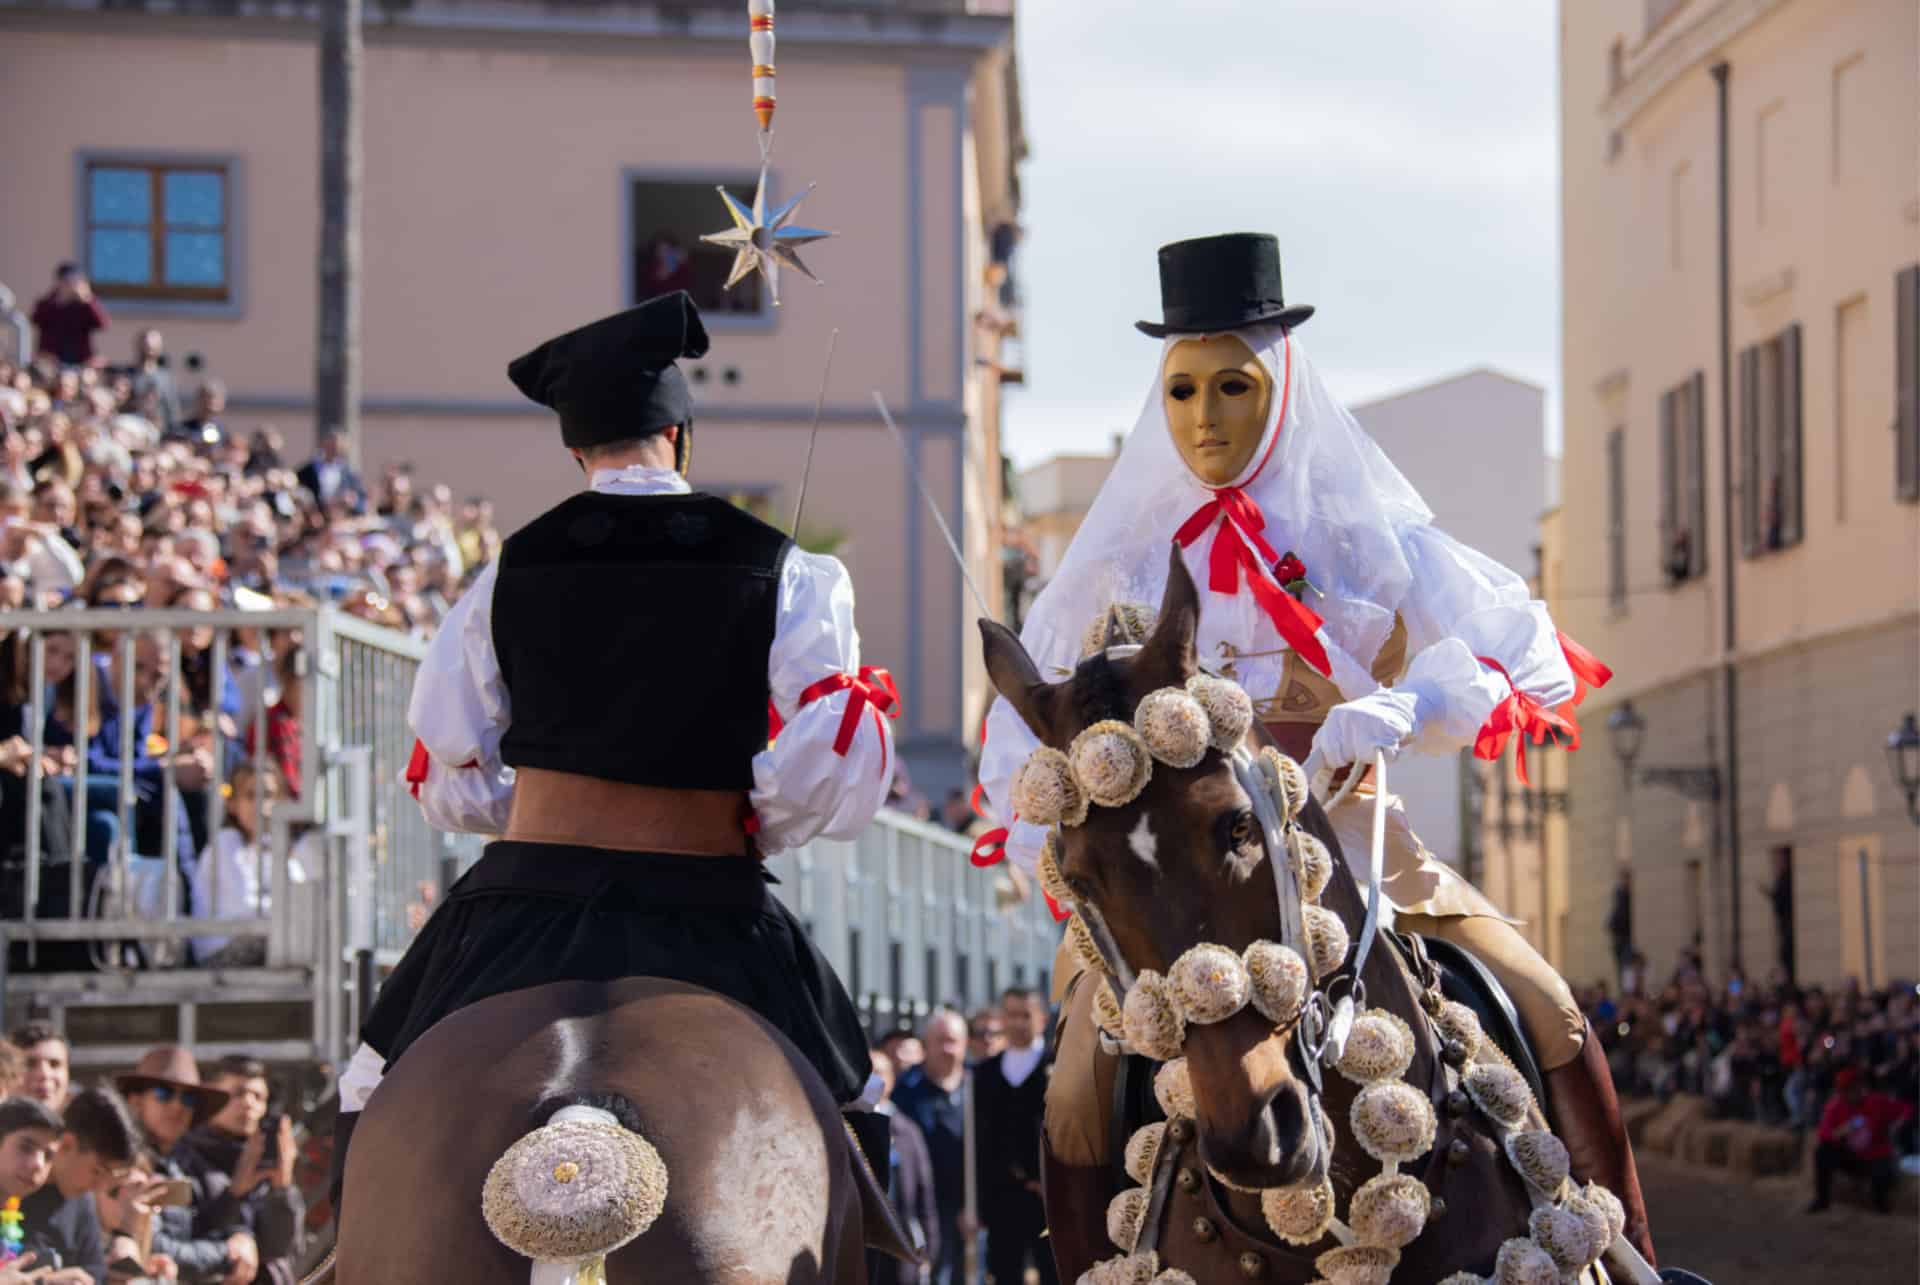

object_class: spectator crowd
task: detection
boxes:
[1581,947,1917,1213]
[0,1022,314,1283]
[2,262,504,966]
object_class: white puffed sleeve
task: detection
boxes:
[1393,524,1576,754]
[979,698,1050,873]
[750,550,895,853]
[405,560,516,834]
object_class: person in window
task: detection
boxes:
[638,234,695,299]
[30,265,110,369]
[979,234,1653,1266]
[327,292,909,1258]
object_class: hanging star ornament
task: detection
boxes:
[700,168,834,307]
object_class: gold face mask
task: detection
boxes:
[1162,334,1274,487]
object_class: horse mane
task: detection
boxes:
[1069,651,1132,730]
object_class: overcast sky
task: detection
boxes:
[1002,0,1562,467]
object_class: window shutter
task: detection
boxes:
[1607,428,1627,610]
[1899,264,1920,502]
[1689,371,1708,576]
[1780,323,1803,546]
[1658,387,1677,577]
[1739,344,1760,556]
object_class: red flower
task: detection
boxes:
[1275,553,1307,585]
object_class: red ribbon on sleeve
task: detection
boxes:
[1557,630,1613,706]
[405,739,430,800]
[768,666,901,776]
[1472,657,1576,786]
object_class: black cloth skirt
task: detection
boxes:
[360,841,872,1103]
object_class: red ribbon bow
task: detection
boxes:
[1174,490,1331,677]
[1557,630,1613,708]
[970,826,1010,868]
[1472,657,1578,785]
[767,666,901,777]
[404,739,480,800]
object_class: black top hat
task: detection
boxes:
[1135,233,1314,339]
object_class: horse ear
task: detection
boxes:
[1139,543,1199,683]
[979,619,1055,741]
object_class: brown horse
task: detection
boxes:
[335,978,869,1284]
[982,550,1546,1283]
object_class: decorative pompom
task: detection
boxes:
[1013,747,1089,827]
[1262,747,1310,820]
[1502,1130,1570,1199]
[1091,980,1127,1043]
[1153,1060,1194,1119]
[1492,1237,1559,1285]
[1186,674,1254,752]
[1435,1275,1485,1285]
[1303,904,1350,979]
[1066,914,1109,975]
[1152,1271,1196,1285]
[1080,603,1158,658]
[1579,1180,1626,1245]
[1555,1193,1613,1269]
[1463,1063,1535,1131]
[1106,1187,1150,1252]
[1314,1244,1399,1285]
[1121,971,1187,1060]
[1348,1173,1431,1251]
[1168,944,1251,1025]
[1335,1009,1416,1086]
[1069,720,1155,809]
[1109,1250,1160,1285]
[1123,1123,1166,1186]
[1350,1082,1437,1165]
[1286,830,1335,902]
[481,1118,669,1263]
[1038,832,1072,905]
[1529,1206,1601,1273]
[1433,1000,1484,1063]
[1244,941,1309,1027]
[1260,1178,1335,1247]
[1134,688,1212,769]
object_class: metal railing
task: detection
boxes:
[0,604,1058,1061]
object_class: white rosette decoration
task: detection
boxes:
[1106,1250,1159,1285]
[1433,1000,1484,1062]
[1463,1063,1535,1131]
[1167,944,1251,1026]
[480,1116,669,1265]
[1492,1237,1559,1285]
[1286,830,1335,902]
[1577,1180,1626,1245]
[1315,1244,1400,1285]
[1038,832,1072,905]
[1090,979,1127,1044]
[1260,1178,1335,1247]
[1185,673,1253,753]
[1261,746,1309,820]
[1123,1123,1166,1185]
[1348,1173,1431,1252]
[1106,1187,1150,1253]
[1334,1009,1416,1086]
[1152,1059,1194,1120]
[1120,971,1186,1060]
[1151,1271,1195,1285]
[1069,720,1155,809]
[1065,914,1108,975]
[1350,1082,1437,1167]
[1134,688,1212,769]
[1013,747,1088,827]
[1303,904,1351,980]
[1244,940,1308,1027]
[1502,1131,1570,1199]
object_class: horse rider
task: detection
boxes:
[329,291,907,1245]
[976,235,1654,1263]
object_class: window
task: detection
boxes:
[627,175,769,319]
[84,160,230,302]
[1831,54,1865,184]
[1756,102,1787,230]
[1738,323,1804,554]
[1606,427,1627,610]
[1898,264,1920,502]
[1607,39,1626,95]
[1669,162,1689,270]
[1658,372,1707,582]
[1645,0,1685,37]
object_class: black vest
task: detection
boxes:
[492,490,791,790]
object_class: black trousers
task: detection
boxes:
[986,1194,1057,1285]
[1814,1141,1896,1209]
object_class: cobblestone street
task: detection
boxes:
[1639,1153,1919,1284]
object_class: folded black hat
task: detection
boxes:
[1136,233,1314,339]
[508,291,711,449]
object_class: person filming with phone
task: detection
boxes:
[177,1059,302,1282]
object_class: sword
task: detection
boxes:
[790,328,839,534]
[871,390,995,622]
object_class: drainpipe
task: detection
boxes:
[1711,60,1744,970]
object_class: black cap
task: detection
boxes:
[508,291,711,449]
[1135,233,1314,339]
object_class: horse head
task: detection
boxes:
[982,548,1329,1192]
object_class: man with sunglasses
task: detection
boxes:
[114,1047,259,1285]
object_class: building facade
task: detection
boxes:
[0,0,1025,797]
[1559,0,1919,989]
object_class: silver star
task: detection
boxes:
[700,168,833,307]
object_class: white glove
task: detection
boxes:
[1309,687,1423,771]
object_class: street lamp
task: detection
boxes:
[1888,712,1920,825]
[1608,700,1646,785]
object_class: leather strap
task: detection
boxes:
[505,768,752,856]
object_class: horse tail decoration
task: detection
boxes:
[480,1095,669,1283]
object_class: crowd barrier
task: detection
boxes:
[0,605,1057,1066]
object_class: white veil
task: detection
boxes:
[1017,325,1433,694]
